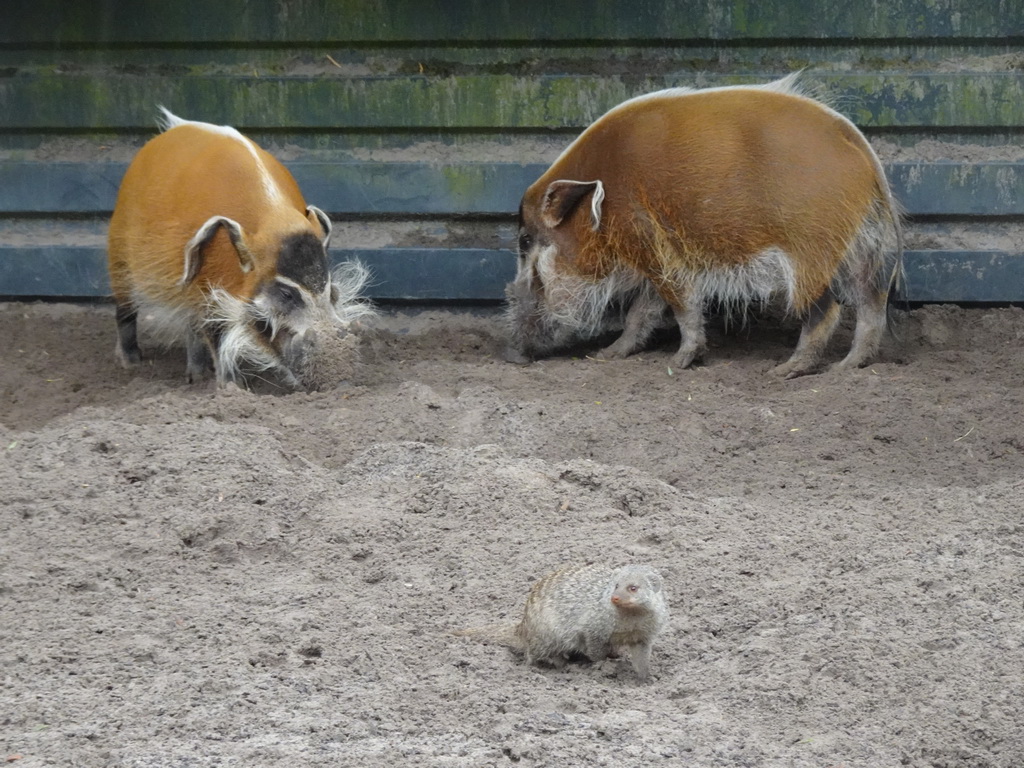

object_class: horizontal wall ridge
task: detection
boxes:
[4,1,1021,44]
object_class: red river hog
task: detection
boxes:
[506,74,904,377]
[107,108,372,389]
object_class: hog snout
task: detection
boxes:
[277,326,318,374]
[504,280,555,363]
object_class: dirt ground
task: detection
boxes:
[2,300,1023,767]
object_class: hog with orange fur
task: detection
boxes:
[506,74,903,378]
[108,109,371,389]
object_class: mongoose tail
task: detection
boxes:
[450,622,523,650]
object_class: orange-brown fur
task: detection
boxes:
[105,112,369,388]
[527,89,878,307]
[108,123,324,312]
[508,75,903,376]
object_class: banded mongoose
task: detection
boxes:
[454,563,668,680]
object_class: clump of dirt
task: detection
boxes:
[297,324,364,391]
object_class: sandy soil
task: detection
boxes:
[2,300,1023,767]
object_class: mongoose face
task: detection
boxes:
[610,568,664,615]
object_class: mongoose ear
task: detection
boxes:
[540,179,605,230]
[648,572,664,592]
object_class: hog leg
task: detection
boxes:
[833,215,901,371]
[108,254,143,366]
[774,288,843,379]
[655,281,706,369]
[185,326,214,383]
[109,259,142,367]
[113,303,142,366]
[671,300,706,368]
[596,285,667,360]
[198,324,235,387]
[833,282,888,371]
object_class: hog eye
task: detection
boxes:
[517,233,533,257]
[271,281,304,310]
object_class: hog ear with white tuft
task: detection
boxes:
[180,215,255,285]
[306,205,333,249]
[539,179,605,231]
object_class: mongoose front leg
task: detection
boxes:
[623,642,654,681]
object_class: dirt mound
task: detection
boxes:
[2,301,1024,766]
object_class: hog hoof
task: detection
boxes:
[829,356,871,373]
[773,360,818,379]
[594,343,630,361]
[185,361,214,384]
[669,346,703,371]
[502,347,533,365]
[115,346,142,368]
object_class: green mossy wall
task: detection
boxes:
[0,0,1021,300]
